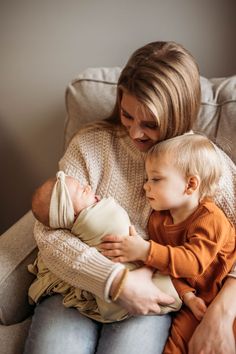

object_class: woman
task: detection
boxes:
[24,41,236,354]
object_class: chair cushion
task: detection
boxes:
[64,68,236,163]
[0,211,37,325]
[64,67,120,148]
[195,76,236,163]
[0,318,31,354]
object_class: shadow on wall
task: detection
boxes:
[0,119,38,234]
[0,102,65,235]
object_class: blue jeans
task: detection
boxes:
[24,295,171,354]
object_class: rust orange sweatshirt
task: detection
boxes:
[146,199,236,303]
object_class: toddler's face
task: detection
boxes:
[144,155,188,211]
[66,177,99,215]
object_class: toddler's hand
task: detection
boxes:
[183,292,207,321]
[100,227,150,263]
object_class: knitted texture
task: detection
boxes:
[34,126,236,299]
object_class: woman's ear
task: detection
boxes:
[185,175,200,195]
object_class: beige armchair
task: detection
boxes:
[0,68,235,354]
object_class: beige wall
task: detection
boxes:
[1,0,236,234]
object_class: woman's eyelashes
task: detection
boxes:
[121,109,133,120]
[141,122,158,130]
[121,110,158,130]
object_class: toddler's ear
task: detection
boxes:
[185,175,200,195]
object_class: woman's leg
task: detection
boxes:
[24,295,101,354]
[96,314,172,354]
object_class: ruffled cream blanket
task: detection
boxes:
[28,197,182,322]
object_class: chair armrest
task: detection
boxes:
[0,211,38,325]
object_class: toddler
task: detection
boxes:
[100,134,236,352]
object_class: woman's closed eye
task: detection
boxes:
[121,109,133,120]
[121,110,158,130]
[141,122,158,130]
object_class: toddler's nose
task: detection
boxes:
[143,181,149,191]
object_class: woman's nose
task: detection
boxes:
[143,181,149,191]
[129,122,144,139]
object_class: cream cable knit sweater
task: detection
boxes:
[34,126,236,300]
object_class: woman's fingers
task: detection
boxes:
[156,288,175,305]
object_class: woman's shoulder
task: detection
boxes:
[73,121,122,138]
[61,121,127,166]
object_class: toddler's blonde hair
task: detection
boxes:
[147,134,222,200]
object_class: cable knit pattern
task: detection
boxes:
[34,126,236,299]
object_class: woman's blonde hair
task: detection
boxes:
[147,134,222,200]
[107,41,201,140]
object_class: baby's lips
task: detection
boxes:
[95,195,101,202]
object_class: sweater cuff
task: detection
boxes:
[104,263,125,302]
[78,248,125,301]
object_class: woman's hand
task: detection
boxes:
[188,277,236,354]
[189,305,235,354]
[110,266,175,315]
[100,226,150,263]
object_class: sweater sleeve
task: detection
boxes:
[145,212,235,278]
[213,146,236,227]
[33,129,124,301]
[34,222,124,300]
[209,146,236,279]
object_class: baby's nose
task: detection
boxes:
[85,185,92,192]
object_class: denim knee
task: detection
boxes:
[24,295,100,354]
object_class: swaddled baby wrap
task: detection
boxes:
[28,173,181,322]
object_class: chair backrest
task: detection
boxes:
[64,67,236,163]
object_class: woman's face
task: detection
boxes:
[120,93,160,152]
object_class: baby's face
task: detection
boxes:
[66,177,99,215]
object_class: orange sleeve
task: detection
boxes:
[145,211,235,278]
[172,278,195,299]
